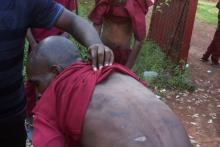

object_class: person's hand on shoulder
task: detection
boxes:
[55,8,114,71]
[89,43,114,71]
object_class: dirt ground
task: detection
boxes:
[163,20,220,147]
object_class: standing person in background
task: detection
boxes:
[25,0,77,120]
[89,0,154,68]
[200,0,220,67]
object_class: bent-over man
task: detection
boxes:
[28,36,191,147]
[0,0,113,146]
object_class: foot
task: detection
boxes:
[200,57,209,62]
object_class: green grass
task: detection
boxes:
[196,0,218,24]
[23,41,29,81]
[78,0,94,18]
[70,0,94,61]
[23,0,195,92]
[23,0,94,80]
[133,41,195,91]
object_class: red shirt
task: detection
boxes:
[31,0,76,42]
[89,0,154,41]
[32,62,146,147]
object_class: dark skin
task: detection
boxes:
[56,8,114,70]
[93,0,144,68]
[28,36,191,147]
[29,8,114,71]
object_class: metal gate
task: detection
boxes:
[148,0,198,65]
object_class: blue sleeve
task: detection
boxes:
[30,0,64,28]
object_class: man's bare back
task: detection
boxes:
[29,37,191,147]
[82,73,191,147]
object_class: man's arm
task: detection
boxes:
[60,14,71,38]
[93,24,102,36]
[125,40,143,68]
[60,9,76,39]
[26,28,38,49]
[55,9,114,70]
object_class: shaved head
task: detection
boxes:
[29,36,81,69]
[28,36,81,94]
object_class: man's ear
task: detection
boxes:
[50,65,64,75]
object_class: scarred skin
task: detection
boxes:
[29,36,191,147]
[82,73,191,147]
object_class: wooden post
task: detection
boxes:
[178,0,198,66]
[148,0,198,66]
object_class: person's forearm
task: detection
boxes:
[93,24,102,36]
[56,10,102,48]
[126,40,143,68]
[26,28,38,49]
